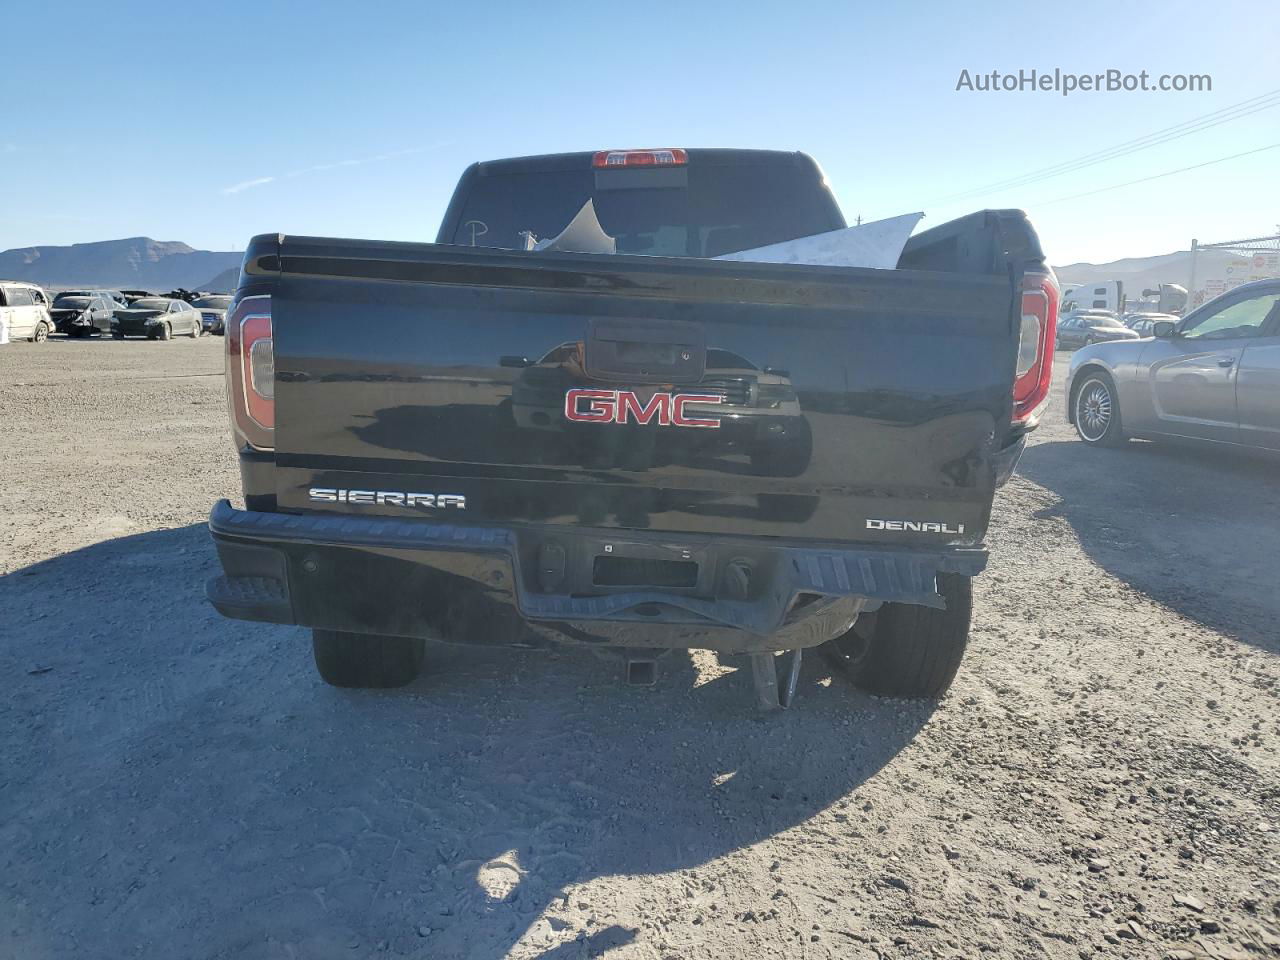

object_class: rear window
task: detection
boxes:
[449,161,844,258]
[53,296,93,308]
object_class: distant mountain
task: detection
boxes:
[0,237,242,291]
[200,267,240,293]
[7,236,1270,299]
[1053,249,1264,297]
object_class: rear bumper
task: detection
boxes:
[206,500,987,653]
[993,433,1027,486]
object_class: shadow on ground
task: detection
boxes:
[0,524,929,960]
[1018,437,1279,653]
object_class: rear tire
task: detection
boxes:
[312,629,425,688]
[112,331,124,340]
[189,322,201,338]
[844,573,972,699]
[33,321,49,343]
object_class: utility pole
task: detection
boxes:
[1187,238,1198,304]
[855,215,863,226]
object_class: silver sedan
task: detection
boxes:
[1065,279,1280,450]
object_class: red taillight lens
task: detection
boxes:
[1012,271,1059,424]
[226,295,273,449]
[592,148,688,168]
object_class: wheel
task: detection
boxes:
[189,321,201,338]
[32,321,49,343]
[158,322,172,341]
[831,573,972,699]
[312,629,425,688]
[1072,370,1126,447]
[112,331,124,340]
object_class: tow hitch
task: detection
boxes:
[610,646,803,709]
[625,655,659,686]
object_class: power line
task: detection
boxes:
[932,92,1280,204]
[1033,142,1280,206]
[930,89,1280,203]
[952,96,1280,201]
[925,88,1280,205]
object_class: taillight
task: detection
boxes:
[1012,271,1059,425]
[592,148,688,168]
[226,294,273,449]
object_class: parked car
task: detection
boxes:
[1067,279,1280,449]
[0,280,54,342]
[100,289,129,308]
[162,288,209,304]
[50,291,117,336]
[1124,313,1179,337]
[110,297,203,340]
[1061,308,1115,322]
[205,147,1059,708]
[121,289,154,304]
[1056,311,1139,349]
[192,295,232,335]
[1059,308,1115,329]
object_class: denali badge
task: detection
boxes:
[309,488,466,509]
[564,388,723,428]
[866,518,964,534]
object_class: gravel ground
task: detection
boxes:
[2,337,1278,960]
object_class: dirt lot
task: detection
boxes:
[2,337,1278,960]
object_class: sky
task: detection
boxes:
[2,0,1278,266]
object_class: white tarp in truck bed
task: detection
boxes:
[531,201,617,254]
[714,212,923,270]
[533,200,924,270]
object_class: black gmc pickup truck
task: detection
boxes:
[207,148,1058,708]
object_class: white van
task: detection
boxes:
[0,281,55,343]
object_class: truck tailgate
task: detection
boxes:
[268,237,1018,546]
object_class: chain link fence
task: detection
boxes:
[1189,233,1280,306]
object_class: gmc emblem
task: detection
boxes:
[564,388,723,428]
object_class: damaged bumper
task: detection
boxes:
[206,500,987,654]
